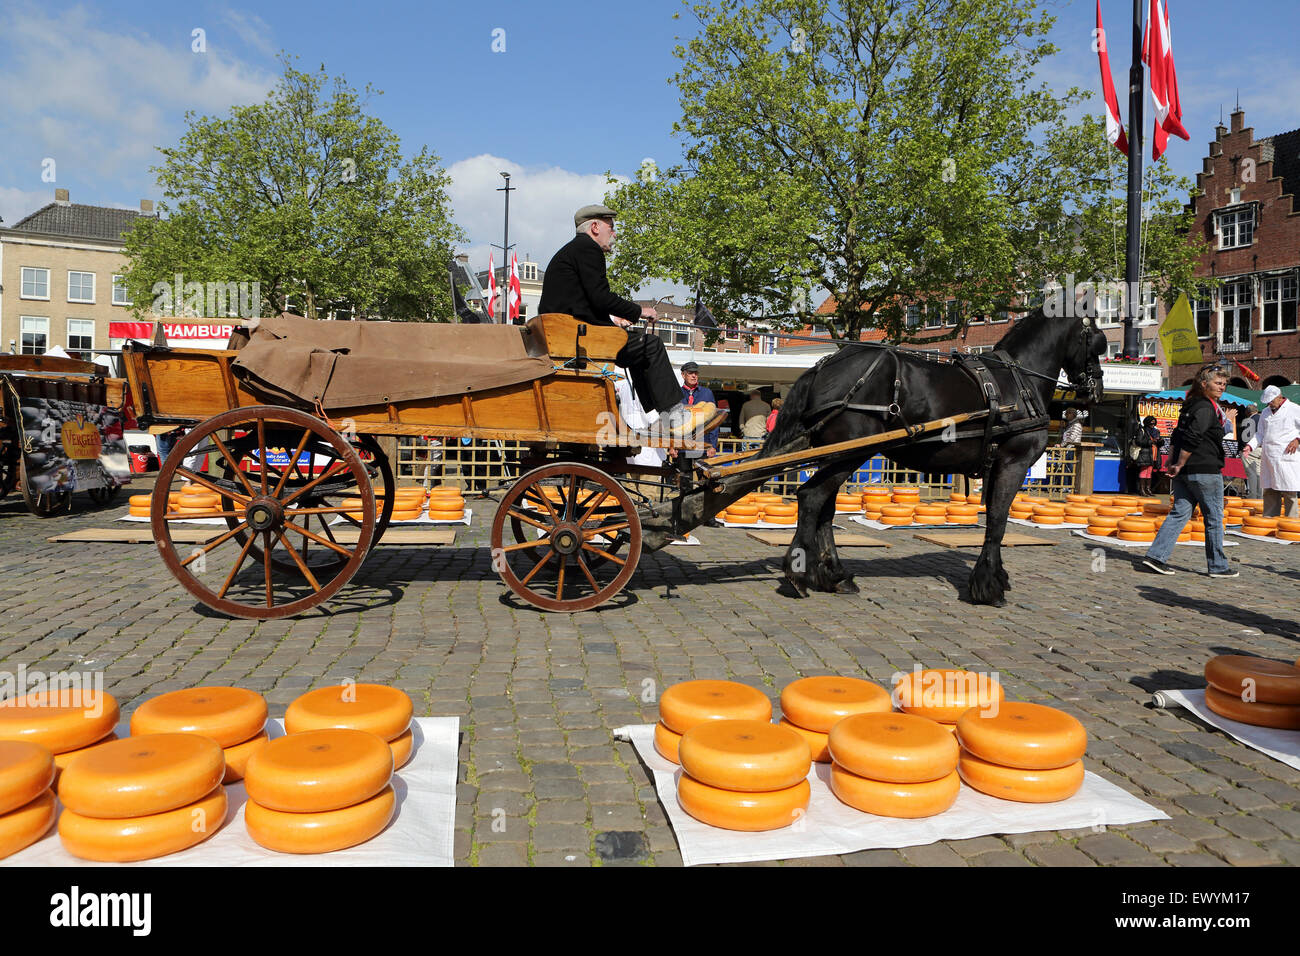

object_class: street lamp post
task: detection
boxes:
[494,172,515,323]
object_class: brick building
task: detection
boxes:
[1172,107,1300,389]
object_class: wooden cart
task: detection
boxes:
[0,355,129,516]
[119,314,728,618]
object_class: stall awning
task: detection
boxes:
[1142,388,1257,409]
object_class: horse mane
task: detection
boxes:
[993,307,1053,351]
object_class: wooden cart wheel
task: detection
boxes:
[492,462,641,612]
[151,406,375,619]
[215,432,394,575]
[18,455,72,517]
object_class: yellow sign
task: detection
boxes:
[61,415,102,460]
[1159,293,1205,366]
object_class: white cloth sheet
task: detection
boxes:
[1154,689,1300,771]
[1225,528,1299,545]
[1008,517,1087,530]
[849,515,980,532]
[1071,530,1237,548]
[615,723,1166,867]
[5,717,459,867]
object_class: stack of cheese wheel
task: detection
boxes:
[1008,496,1034,521]
[828,713,961,817]
[763,500,798,525]
[1141,498,1171,517]
[955,702,1087,803]
[1085,495,1114,509]
[1203,655,1300,730]
[175,490,222,516]
[1223,502,1247,526]
[654,679,771,765]
[949,492,967,504]
[878,503,914,525]
[0,690,120,784]
[1188,516,1207,541]
[946,501,979,525]
[386,486,429,522]
[1064,500,1097,524]
[129,492,182,518]
[286,683,414,770]
[426,486,465,522]
[0,742,57,859]
[1277,517,1300,542]
[1240,498,1264,515]
[58,734,227,861]
[1086,512,1121,537]
[243,729,395,853]
[721,500,760,525]
[894,669,1004,735]
[891,486,920,506]
[1031,501,1066,526]
[676,720,811,831]
[1240,514,1277,538]
[913,502,948,525]
[860,488,891,519]
[777,676,893,763]
[1065,493,1090,505]
[835,491,862,513]
[1115,515,1157,542]
[130,686,269,784]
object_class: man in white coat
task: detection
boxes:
[1247,385,1300,518]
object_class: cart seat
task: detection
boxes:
[524,314,627,368]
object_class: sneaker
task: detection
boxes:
[1207,568,1239,578]
[1140,558,1176,575]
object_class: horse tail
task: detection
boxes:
[759,366,819,457]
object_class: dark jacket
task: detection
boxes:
[1171,395,1226,474]
[538,234,641,327]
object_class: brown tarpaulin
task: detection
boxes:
[228,314,553,410]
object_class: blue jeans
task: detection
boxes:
[1145,472,1229,572]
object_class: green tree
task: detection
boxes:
[607,0,1204,343]
[122,59,465,321]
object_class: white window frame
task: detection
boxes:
[1137,286,1158,325]
[1096,289,1122,327]
[905,304,921,328]
[112,274,133,306]
[991,307,1010,323]
[20,267,50,300]
[20,316,49,355]
[1261,276,1298,334]
[1105,339,1124,358]
[67,271,95,304]
[1140,337,1157,358]
[1218,279,1253,350]
[945,299,959,327]
[923,303,943,329]
[67,318,95,359]
[1192,292,1213,339]
[1217,207,1255,250]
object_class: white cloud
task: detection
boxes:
[220,10,278,59]
[0,186,57,227]
[0,5,276,188]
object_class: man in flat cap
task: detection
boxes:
[1246,384,1300,517]
[679,361,719,455]
[539,204,715,436]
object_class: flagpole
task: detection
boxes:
[1123,0,1145,359]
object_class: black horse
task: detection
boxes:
[756,308,1106,605]
[639,308,1105,605]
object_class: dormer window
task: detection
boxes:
[1217,206,1255,249]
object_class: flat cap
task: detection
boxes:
[575,203,617,228]
[680,361,699,373]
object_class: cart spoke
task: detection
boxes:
[209,432,256,497]
[257,419,268,495]
[565,474,578,520]
[582,541,626,566]
[179,521,249,566]
[506,508,552,532]
[501,537,549,553]
[163,509,244,520]
[583,520,630,538]
[217,534,258,599]
[175,468,251,504]
[273,428,314,498]
[281,460,351,507]
[522,487,560,523]
[283,518,355,558]
[556,554,567,602]
[276,529,322,591]
[576,489,611,526]
[520,549,555,586]
[263,531,274,607]
[575,552,599,591]
[316,512,340,544]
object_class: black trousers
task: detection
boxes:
[616,330,682,414]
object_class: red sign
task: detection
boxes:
[109,321,155,339]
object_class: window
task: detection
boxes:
[1106,339,1123,358]
[1262,276,1298,333]
[523,263,537,281]
[1138,286,1157,325]
[112,275,132,306]
[20,317,49,355]
[967,344,994,354]
[760,334,779,354]
[923,304,943,329]
[1219,279,1252,350]
[1217,208,1255,249]
[67,319,94,360]
[656,322,692,347]
[1141,337,1157,358]
[905,304,921,328]
[68,271,95,303]
[1192,292,1213,338]
[991,307,1009,323]
[945,299,959,327]
[1096,288,1121,327]
[21,267,49,299]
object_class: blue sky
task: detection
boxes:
[2,0,1298,297]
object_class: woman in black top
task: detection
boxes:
[1135,415,1161,496]
[1141,365,1236,576]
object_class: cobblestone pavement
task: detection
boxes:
[2,488,1298,867]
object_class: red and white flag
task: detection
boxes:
[1143,0,1190,160]
[486,253,499,319]
[508,253,522,322]
[1096,1,1129,155]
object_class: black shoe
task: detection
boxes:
[1140,558,1176,575]
[1207,568,1239,578]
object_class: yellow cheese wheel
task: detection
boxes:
[947,515,979,525]
[894,669,1004,723]
[955,702,1086,770]
[658,680,772,735]
[1088,515,1121,528]
[386,509,423,522]
[1204,684,1300,729]
[428,486,462,496]
[58,733,225,819]
[835,494,861,509]
[389,727,414,770]
[1276,517,1300,533]
[724,512,758,524]
[828,712,960,783]
[878,515,912,525]
[949,493,967,503]
[778,717,830,762]
[1222,514,1242,525]
[130,686,268,748]
[0,691,121,755]
[285,684,413,741]
[0,789,57,859]
[1225,506,1249,517]
[727,503,759,517]
[958,752,1084,803]
[128,494,153,508]
[914,503,947,516]
[764,503,797,517]
[0,741,55,816]
[245,783,395,854]
[129,507,152,517]
[52,732,118,777]
[891,490,920,503]
[1205,655,1300,705]
[829,763,961,818]
[1086,525,1116,537]
[1095,505,1130,517]
[1192,531,1207,541]
[1142,503,1172,516]
[1117,518,1156,533]
[1031,503,1065,516]
[222,730,270,783]
[947,504,979,516]
[1065,494,1090,503]
[1031,514,1063,525]
[59,785,227,862]
[676,775,810,831]
[764,514,797,525]
[780,676,893,733]
[1116,530,1155,541]
[1239,525,1273,536]
[880,504,914,517]
[1240,498,1264,511]
[862,507,885,518]
[244,729,393,812]
[1242,515,1277,529]
[1277,530,1300,541]
[912,514,943,525]
[1110,495,1140,507]
[654,721,682,764]
[678,720,811,791]
[1085,496,1114,506]
[1063,505,1095,519]
[426,508,464,520]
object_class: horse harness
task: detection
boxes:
[802,346,1051,477]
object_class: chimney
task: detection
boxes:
[140,199,154,214]
[54,188,70,205]
[1230,107,1245,133]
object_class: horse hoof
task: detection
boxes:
[833,578,860,595]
